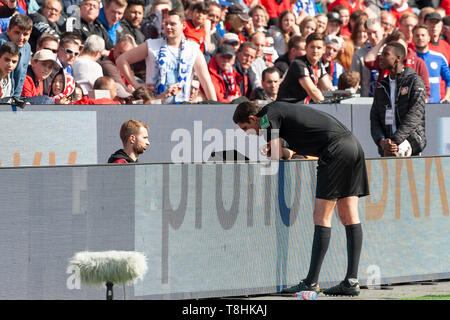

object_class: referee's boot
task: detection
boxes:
[280,280,320,294]
[323,278,360,296]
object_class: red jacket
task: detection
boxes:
[71,96,120,105]
[207,56,242,103]
[21,68,44,97]
[390,5,414,26]
[184,20,206,53]
[441,0,450,15]
[260,0,291,19]
[327,0,365,14]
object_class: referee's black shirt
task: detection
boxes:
[256,102,350,157]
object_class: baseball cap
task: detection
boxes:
[227,4,251,21]
[325,35,344,50]
[424,12,442,22]
[221,32,240,44]
[327,11,342,24]
[32,49,59,68]
[216,44,236,57]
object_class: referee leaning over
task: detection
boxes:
[233,101,370,296]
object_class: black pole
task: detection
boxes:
[106,282,114,300]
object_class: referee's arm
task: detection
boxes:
[268,138,295,160]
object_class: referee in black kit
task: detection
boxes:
[233,101,369,296]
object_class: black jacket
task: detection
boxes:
[108,149,136,163]
[64,18,114,50]
[370,67,426,156]
[274,52,290,76]
[29,11,62,52]
[117,20,146,45]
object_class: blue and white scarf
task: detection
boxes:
[293,0,317,17]
[157,37,189,103]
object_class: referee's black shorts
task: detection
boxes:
[316,132,370,201]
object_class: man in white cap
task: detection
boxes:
[322,34,344,89]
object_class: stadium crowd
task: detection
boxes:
[0,0,448,105]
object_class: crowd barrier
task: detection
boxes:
[0,157,449,299]
[1,103,449,167]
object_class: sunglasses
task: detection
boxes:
[64,48,80,56]
[43,47,58,54]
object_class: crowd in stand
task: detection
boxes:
[0,0,449,105]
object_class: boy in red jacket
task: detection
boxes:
[21,49,58,97]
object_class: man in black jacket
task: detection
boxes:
[64,0,114,51]
[29,0,63,52]
[370,42,426,157]
[108,119,150,163]
[118,0,145,45]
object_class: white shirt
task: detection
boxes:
[0,75,12,98]
[72,57,104,95]
[389,76,397,133]
[145,38,199,104]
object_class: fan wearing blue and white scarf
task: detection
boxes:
[156,37,190,103]
[293,0,317,17]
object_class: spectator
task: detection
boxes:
[350,18,369,50]
[65,0,113,51]
[72,76,121,104]
[0,14,32,97]
[184,1,212,54]
[380,11,396,37]
[322,35,344,89]
[29,0,62,52]
[348,9,368,34]
[398,12,418,47]
[56,34,80,76]
[208,44,242,103]
[314,13,327,35]
[132,86,152,104]
[108,119,150,163]
[208,1,224,54]
[72,34,105,95]
[249,67,280,101]
[425,12,450,63]
[73,83,83,101]
[234,41,257,98]
[250,31,269,88]
[0,42,20,98]
[225,4,251,43]
[389,0,414,26]
[21,49,58,97]
[189,76,204,103]
[364,30,431,100]
[271,10,300,57]
[299,16,317,40]
[292,0,317,25]
[36,33,59,53]
[117,9,217,103]
[418,6,435,25]
[337,70,360,91]
[118,0,145,45]
[350,17,384,97]
[140,0,172,40]
[249,4,269,34]
[337,38,354,71]
[413,25,450,103]
[48,69,76,104]
[274,35,305,76]
[98,0,127,46]
[277,32,332,103]
[0,0,26,32]
[220,32,240,52]
[364,0,385,16]
[370,42,426,157]
[326,11,342,37]
[332,5,351,38]
[101,34,137,95]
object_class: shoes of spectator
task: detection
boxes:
[280,279,320,294]
[323,279,360,296]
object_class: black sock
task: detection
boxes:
[305,225,331,285]
[344,223,363,282]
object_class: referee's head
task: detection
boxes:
[233,101,263,135]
